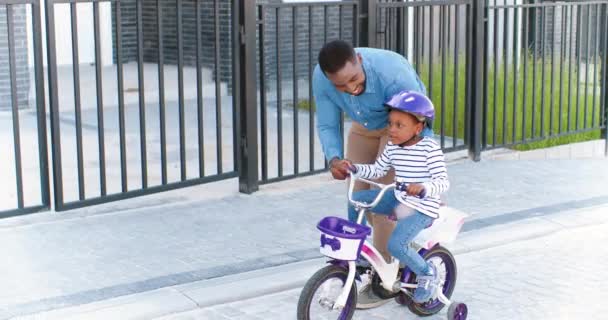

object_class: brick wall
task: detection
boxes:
[0,5,30,110]
[112,0,233,85]
[259,0,355,84]
[112,0,355,94]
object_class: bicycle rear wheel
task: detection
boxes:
[405,245,458,316]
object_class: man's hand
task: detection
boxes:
[329,158,355,180]
[406,183,426,197]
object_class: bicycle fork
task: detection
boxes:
[332,242,401,310]
[332,261,356,310]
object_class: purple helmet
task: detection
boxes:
[384,90,435,123]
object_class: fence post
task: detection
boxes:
[603,3,608,156]
[44,0,65,208]
[467,0,484,161]
[32,1,50,208]
[395,5,403,54]
[234,0,259,193]
[359,0,377,47]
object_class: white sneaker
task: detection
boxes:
[413,261,440,303]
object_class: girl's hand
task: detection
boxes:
[406,183,425,197]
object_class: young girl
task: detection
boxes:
[336,90,449,304]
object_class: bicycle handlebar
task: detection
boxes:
[347,170,427,211]
[347,173,394,210]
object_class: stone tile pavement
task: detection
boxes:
[159,205,608,320]
[1,157,608,319]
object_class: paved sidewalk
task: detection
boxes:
[1,157,608,319]
[158,205,608,320]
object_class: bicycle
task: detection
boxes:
[296,173,468,319]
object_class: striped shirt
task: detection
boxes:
[354,137,449,218]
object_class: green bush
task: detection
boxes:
[418,53,602,150]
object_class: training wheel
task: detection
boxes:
[447,302,467,320]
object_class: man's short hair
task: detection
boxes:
[318,40,357,74]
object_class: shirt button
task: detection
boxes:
[357,111,361,115]
[364,122,368,126]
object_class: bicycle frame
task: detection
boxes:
[332,174,455,310]
[333,175,398,309]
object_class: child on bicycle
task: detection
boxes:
[335,90,449,304]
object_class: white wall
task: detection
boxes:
[26,0,113,68]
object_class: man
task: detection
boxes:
[312,40,431,309]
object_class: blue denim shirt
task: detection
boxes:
[313,48,427,161]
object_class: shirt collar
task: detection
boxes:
[361,57,376,94]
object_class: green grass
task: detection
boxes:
[294,53,604,151]
[419,53,603,150]
[292,99,352,120]
[296,99,316,112]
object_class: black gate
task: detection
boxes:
[480,0,608,151]
[252,1,359,185]
[0,0,49,218]
[44,0,238,211]
[373,0,475,153]
[1,0,607,218]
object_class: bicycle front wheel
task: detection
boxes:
[296,264,357,320]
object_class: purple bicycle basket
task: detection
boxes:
[317,216,371,239]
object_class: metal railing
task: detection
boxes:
[44,0,237,211]
[0,0,49,218]
[481,0,608,150]
[371,0,608,157]
[2,0,607,217]
[375,0,473,152]
[253,1,359,185]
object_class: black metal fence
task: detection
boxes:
[370,0,608,154]
[481,0,608,150]
[374,0,472,152]
[1,0,608,218]
[240,0,608,191]
[44,0,237,211]
[254,1,359,185]
[0,0,49,218]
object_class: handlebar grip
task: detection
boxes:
[418,189,427,199]
[396,182,426,198]
[396,182,407,192]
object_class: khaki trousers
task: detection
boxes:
[346,122,395,263]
